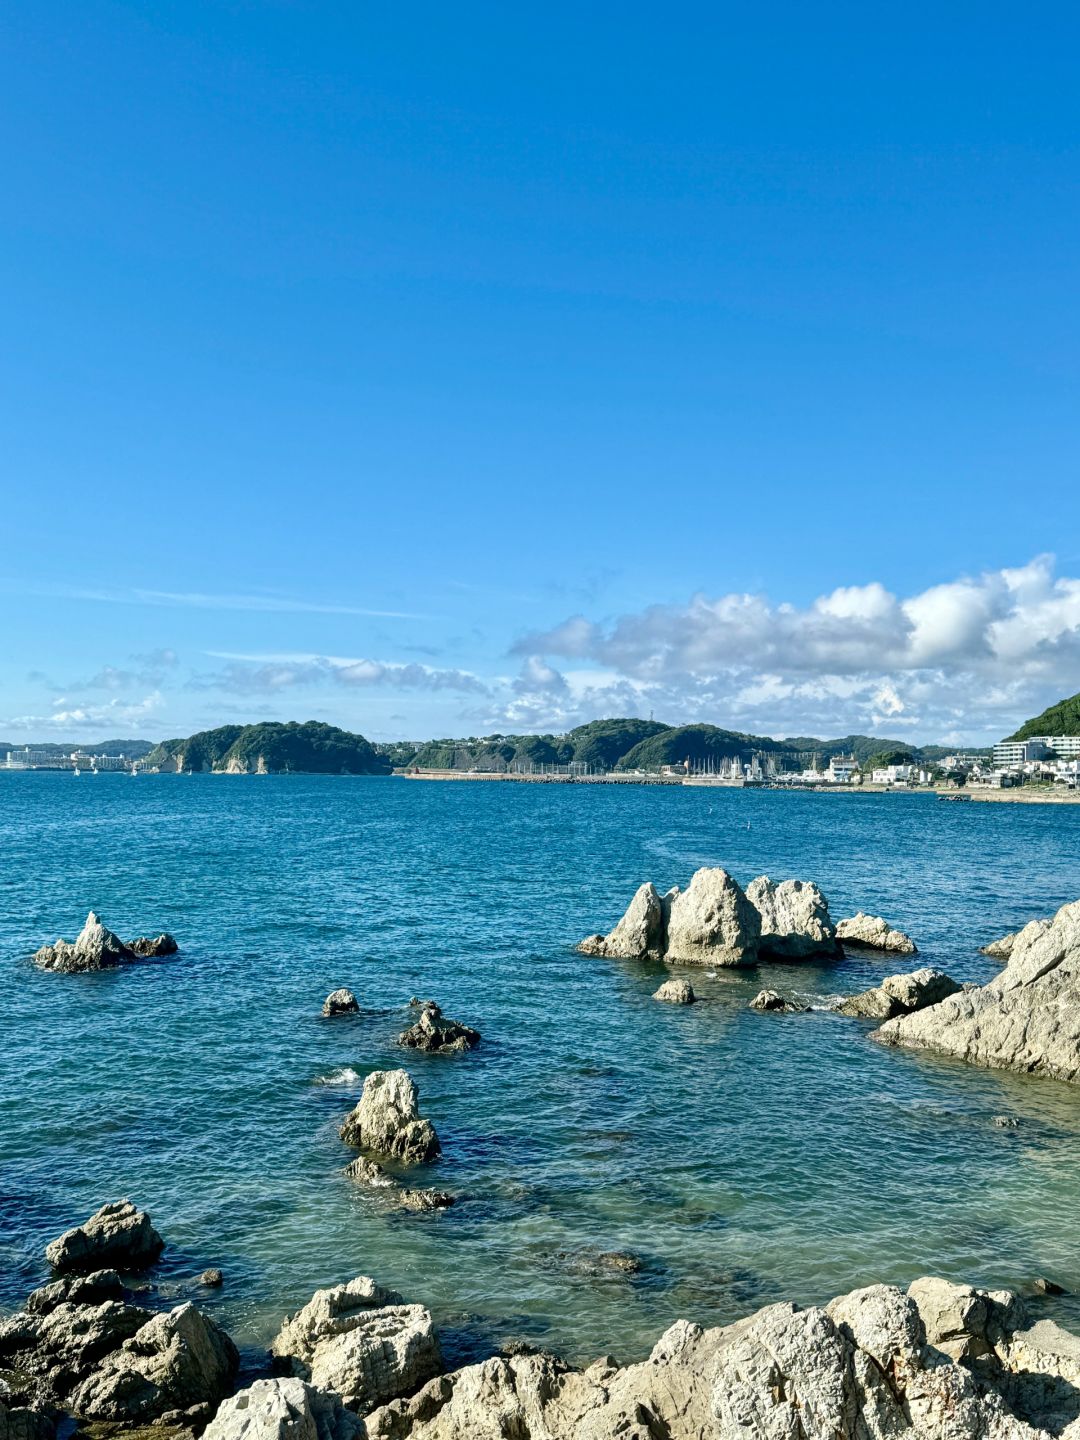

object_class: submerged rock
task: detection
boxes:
[653,978,695,1004]
[32,914,178,973]
[878,898,1080,1081]
[45,1202,165,1275]
[664,868,761,967]
[271,1276,441,1412]
[749,989,807,1013]
[398,1004,480,1053]
[361,1274,1080,1439]
[198,1268,224,1288]
[344,1156,397,1188]
[339,1070,440,1163]
[397,1189,455,1213]
[746,877,838,959]
[204,1377,363,1440]
[323,989,360,1017]
[836,911,917,955]
[839,968,961,1021]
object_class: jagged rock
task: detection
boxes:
[45,1202,164,1274]
[31,915,177,972]
[664,868,761,966]
[749,989,807,1013]
[339,1072,440,1164]
[129,934,178,958]
[198,1269,224,1288]
[0,1297,152,1409]
[69,1301,238,1420]
[746,877,838,959]
[0,1400,55,1440]
[878,898,1080,1081]
[578,882,664,959]
[361,1276,1062,1439]
[653,979,695,1004]
[839,968,962,1020]
[323,990,360,1017]
[982,917,1050,962]
[836,911,918,955]
[397,1190,454,1213]
[271,1277,441,1412]
[203,1377,363,1440]
[25,1270,124,1315]
[344,1158,396,1188]
[398,1005,479,1053]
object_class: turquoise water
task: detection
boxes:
[3,772,1080,1367]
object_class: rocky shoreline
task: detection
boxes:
[6,1200,1080,1440]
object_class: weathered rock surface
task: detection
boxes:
[397,1190,454,1213]
[339,1072,440,1164]
[878,898,1080,1081]
[323,989,360,1017]
[652,978,695,1004]
[0,1296,152,1409]
[665,868,761,966]
[32,914,178,973]
[981,917,1051,962]
[397,1004,479,1053]
[25,1270,125,1315]
[45,1202,165,1274]
[203,1377,362,1440]
[746,876,839,959]
[0,1400,55,1440]
[271,1277,441,1413]
[361,1275,1080,1439]
[69,1301,238,1420]
[840,967,962,1020]
[199,1268,225,1288]
[344,1157,397,1188]
[578,882,665,959]
[836,911,918,955]
[749,988,808,1013]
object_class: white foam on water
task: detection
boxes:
[314,1067,361,1086]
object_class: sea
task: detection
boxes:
[2,771,1079,1369]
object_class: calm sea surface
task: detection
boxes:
[3,773,1080,1366]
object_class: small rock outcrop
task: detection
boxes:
[749,989,807,1013]
[339,1071,440,1163]
[578,881,665,959]
[878,899,1080,1081]
[361,1275,1080,1439]
[32,914,178,973]
[836,911,918,955]
[270,1276,441,1412]
[397,1189,455,1213]
[323,989,360,1017]
[746,877,838,959]
[45,1201,165,1274]
[653,979,695,1004]
[198,1268,224,1288]
[344,1156,397,1188]
[839,968,962,1021]
[203,1377,362,1440]
[345,1157,454,1213]
[398,1003,479,1053]
[69,1301,238,1421]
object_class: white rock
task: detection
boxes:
[45,1201,164,1274]
[836,912,918,955]
[339,1071,440,1163]
[653,979,695,1004]
[578,882,664,959]
[204,1377,362,1440]
[664,868,760,966]
[746,877,838,959]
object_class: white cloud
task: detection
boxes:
[3,692,165,734]
[191,653,488,696]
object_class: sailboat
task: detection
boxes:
[73,766,80,777]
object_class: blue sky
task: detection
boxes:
[3,3,1079,745]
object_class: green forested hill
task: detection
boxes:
[146,722,390,774]
[1008,691,1080,740]
[618,723,788,770]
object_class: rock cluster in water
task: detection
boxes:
[398,1002,480,1053]
[344,1156,455,1214]
[32,913,177,973]
[835,911,919,955]
[878,898,1080,1081]
[579,868,843,968]
[839,967,962,1021]
[339,1070,440,1163]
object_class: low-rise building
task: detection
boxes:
[826,754,858,784]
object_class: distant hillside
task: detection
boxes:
[0,738,156,758]
[1008,691,1080,741]
[618,724,788,771]
[145,722,390,775]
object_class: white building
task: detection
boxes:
[993,735,1080,768]
[871,764,914,785]
[827,754,858,784]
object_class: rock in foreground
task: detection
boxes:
[32,913,177,973]
[204,1377,362,1440]
[836,911,918,955]
[339,1070,440,1163]
[271,1276,441,1412]
[839,968,961,1021]
[653,978,695,1004]
[45,1201,164,1274]
[361,1275,1080,1439]
[323,988,360,1017]
[878,899,1080,1081]
[981,917,1051,962]
[398,1003,480,1053]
